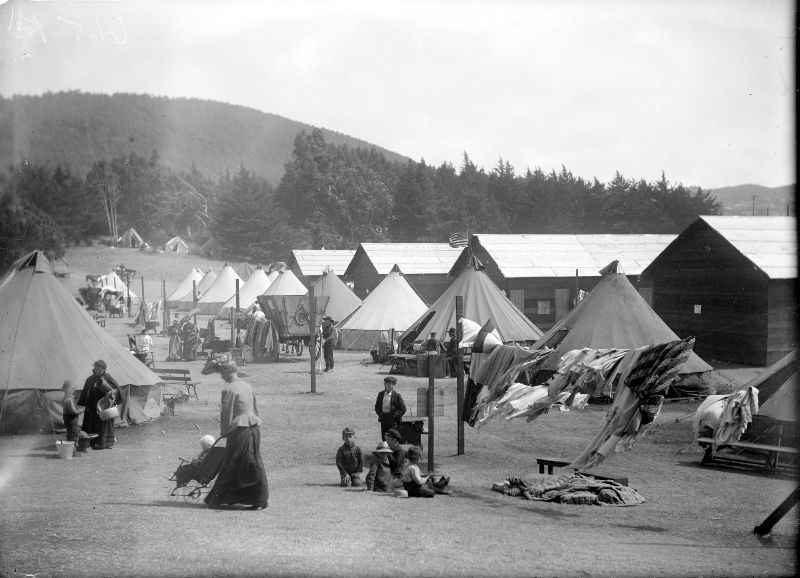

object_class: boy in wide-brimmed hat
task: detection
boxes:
[365,441,394,492]
[336,427,363,487]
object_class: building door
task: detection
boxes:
[555,288,571,321]
[509,289,525,312]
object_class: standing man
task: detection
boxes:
[126,293,132,318]
[375,376,406,440]
[445,327,458,377]
[321,316,336,372]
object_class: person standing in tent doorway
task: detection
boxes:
[321,316,337,372]
[78,360,120,450]
[445,327,458,377]
[375,376,406,440]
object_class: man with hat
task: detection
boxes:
[321,316,337,372]
[375,376,406,441]
[384,428,406,486]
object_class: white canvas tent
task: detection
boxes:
[196,263,242,314]
[0,251,168,433]
[532,269,713,375]
[176,267,216,309]
[262,269,307,297]
[166,268,205,309]
[102,270,138,303]
[338,265,428,350]
[219,266,272,315]
[117,227,145,248]
[400,266,543,347]
[165,235,189,254]
[309,267,361,323]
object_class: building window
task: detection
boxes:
[537,300,551,315]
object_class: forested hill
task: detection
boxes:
[0,91,409,184]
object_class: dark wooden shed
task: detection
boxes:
[449,234,676,332]
[639,216,797,366]
[344,243,463,305]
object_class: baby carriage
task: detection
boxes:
[167,438,226,501]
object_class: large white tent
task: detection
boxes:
[262,269,307,297]
[0,251,166,433]
[166,268,204,308]
[102,270,138,303]
[337,266,428,350]
[219,266,272,315]
[400,266,543,347]
[196,263,242,314]
[309,267,361,323]
[176,267,216,309]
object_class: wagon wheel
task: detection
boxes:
[295,340,304,356]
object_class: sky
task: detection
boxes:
[0,0,795,189]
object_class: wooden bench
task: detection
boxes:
[157,369,200,400]
[537,457,571,475]
[697,437,799,470]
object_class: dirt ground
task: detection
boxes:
[0,311,797,578]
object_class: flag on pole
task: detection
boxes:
[449,232,469,248]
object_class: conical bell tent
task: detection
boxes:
[219,266,273,315]
[338,265,428,350]
[400,266,543,347]
[166,267,205,308]
[309,267,361,323]
[533,265,712,375]
[0,251,166,433]
[176,266,216,310]
[196,263,242,314]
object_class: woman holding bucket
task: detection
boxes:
[78,359,120,450]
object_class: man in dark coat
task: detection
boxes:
[321,316,336,372]
[375,376,406,440]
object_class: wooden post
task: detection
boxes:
[456,296,465,455]
[575,269,579,306]
[754,486,800,536]
[162,279,168,334]
[140,276,145,304]
[309,284,316,393]
[427,355,435,473]
[192,280,197,327]
[235,279,240,347]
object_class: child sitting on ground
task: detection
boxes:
[365,441,394,492]
[336,427,363,487]
[61,381,85,451]
[401,446,435,498]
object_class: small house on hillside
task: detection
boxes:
[449,234,676,332]
[117,228,145,248]
[344,243,463,304]
[165,235,189,254]
[289,249,357,287]
[639,216,797,366]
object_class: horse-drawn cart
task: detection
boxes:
[255,295,329,362]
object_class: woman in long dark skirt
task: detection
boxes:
[201,354,269,510]
[78,359,119,449]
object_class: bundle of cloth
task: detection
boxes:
[692,386,759,450]
[491,473,645,506]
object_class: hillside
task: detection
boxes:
[0,92,410,185]
[708,183,796,216]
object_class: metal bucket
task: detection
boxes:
[55,440,75,459]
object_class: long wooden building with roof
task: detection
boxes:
[344,243,463,304]
[639,216,797,366]
[449,234,676,332]
[288,249,356,287]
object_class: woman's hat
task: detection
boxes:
[372,441,393,454]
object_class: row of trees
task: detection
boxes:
[0,128,720,273]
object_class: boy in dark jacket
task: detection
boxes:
[336,427,363,487]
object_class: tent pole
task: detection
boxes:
[456,295,465,455]
[427,355,435,473]
[162,279,168,336]
[310,284,317,392]
[192,280,197,327]
[235,279,240,348]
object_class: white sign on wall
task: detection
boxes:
[694,304,702,314]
